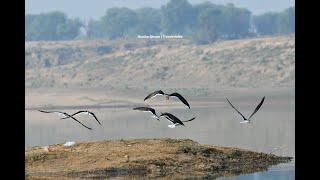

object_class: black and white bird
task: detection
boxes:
[144,90,190,109]
[38,110,92,130]
[60,110,102,126]
[159,112,196,128]
[144,90,166,101]
[133,107,160,120]
[226,96,265,124]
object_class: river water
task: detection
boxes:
[25,92,294,179]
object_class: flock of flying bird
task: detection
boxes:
[133,90,196,128]
[38,90,266,130]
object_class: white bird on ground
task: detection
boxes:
[64,141,76,147]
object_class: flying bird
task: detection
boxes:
[61,110,102,126]
[226,96,265,124]
[144,90,190,108]
[159,112,196,128]
[143,90,166,101]
[38,110,92,130]
[133,106,160,120]
[166,92,190,109]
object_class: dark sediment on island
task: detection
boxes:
[25,138,292,179]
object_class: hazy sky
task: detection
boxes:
[26,0,294,21]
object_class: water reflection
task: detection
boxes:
[219,162,295,180]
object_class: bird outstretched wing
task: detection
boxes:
[133,107,160,120]
[226,98,247,120]
[144,90,165,101]
[248,96,265,120]
[61,110,86,119]
[38,110,51,113]
[169,93,190,109]
[38,110,92,130]
[62,111,102,126]
[161,113,185,126]
[38,110,64,114]
[88,112,102,126]
[67,110,87,117]
[68,115,93,130]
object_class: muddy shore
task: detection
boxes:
[25,138,292,179]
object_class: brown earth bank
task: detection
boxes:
[25,35,294,90]
[25,138,292,179]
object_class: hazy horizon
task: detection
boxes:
[26,0,294,21]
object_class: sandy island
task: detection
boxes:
[25,138,292,179]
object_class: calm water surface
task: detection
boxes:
[25,94,294,179]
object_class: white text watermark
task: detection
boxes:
[137,34,183,39]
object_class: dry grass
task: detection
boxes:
[25,35,295,91]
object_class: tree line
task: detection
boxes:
[25,0,295,43]
[253,7,295,35]
[25,11,82,41]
